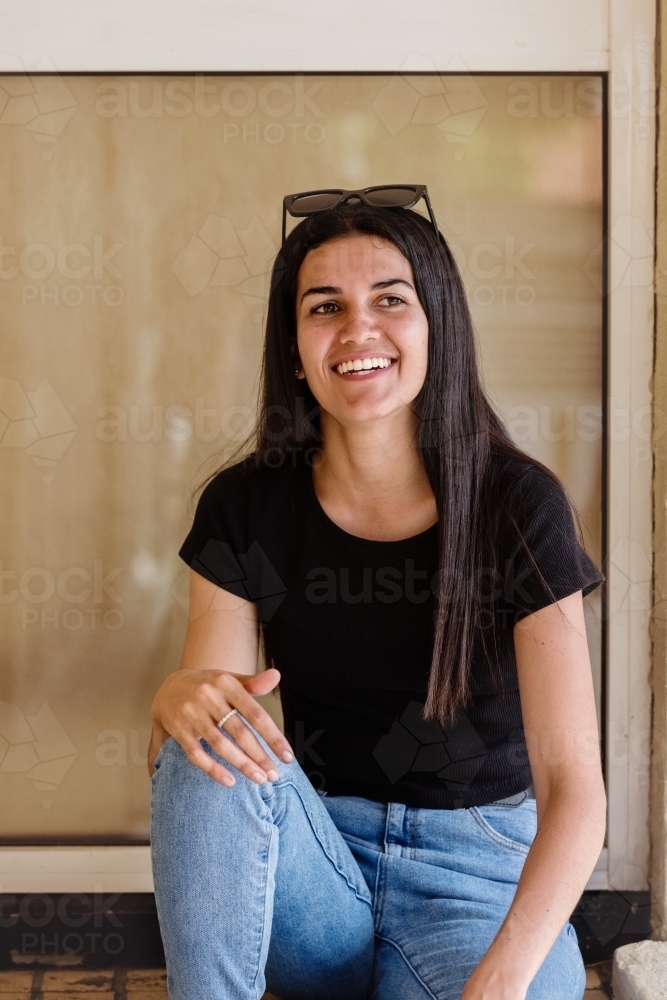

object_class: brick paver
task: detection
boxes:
[0,964,611,999]
[0,971,32,993]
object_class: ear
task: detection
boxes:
[290,338,303,368]
[289,338,306,380]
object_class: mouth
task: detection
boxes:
[332,356,397,378]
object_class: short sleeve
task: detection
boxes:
[178,465,253,602]
[178,459,288,624]
[497,464,604,622]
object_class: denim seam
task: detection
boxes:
[407,807,417,861]
[382,804,391,855]
[284,778,373,906]
[373,854,387,934]
[469,806,531,855]
[248,823,277,1000]
[375,933,438,1000]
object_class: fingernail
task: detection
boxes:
[282,750,294,762]
[253,771,266,783]
[266,768,279,781]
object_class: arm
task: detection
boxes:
[461,590,606,1000]
[148,568,294,785]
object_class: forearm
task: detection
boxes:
[465,781,606,996]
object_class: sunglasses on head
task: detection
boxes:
[281,184,439,244]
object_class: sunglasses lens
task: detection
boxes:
[289,192,343,213]
[364,187,418,208]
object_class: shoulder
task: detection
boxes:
[197,451,296,505]
[192,450,307,538]
[486,450,582,560]
[486,450,604,611]
[180,451,302,572]
[488,451,569,516]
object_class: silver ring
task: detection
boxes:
[217,708,239,729]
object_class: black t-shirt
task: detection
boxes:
[179,449,604,809]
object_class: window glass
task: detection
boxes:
[0,73,602,838]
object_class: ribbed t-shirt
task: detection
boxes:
[178,449,603,809]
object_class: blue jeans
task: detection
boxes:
[150,727,586,1000]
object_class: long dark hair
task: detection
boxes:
[208,200,561,726]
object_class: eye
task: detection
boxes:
[378,294,406,306]
[311,301,340,315]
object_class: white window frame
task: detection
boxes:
[0,0,654,893]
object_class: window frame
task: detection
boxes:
[0,0,654,893]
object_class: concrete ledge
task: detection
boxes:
[612,941,667,999]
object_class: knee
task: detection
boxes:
[151,736,269,814]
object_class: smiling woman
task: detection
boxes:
[148,196,605,1000]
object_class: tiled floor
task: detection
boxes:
[0,964,612,999]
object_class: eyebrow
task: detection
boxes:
[300,278,414,303]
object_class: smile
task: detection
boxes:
[333,357,396,376]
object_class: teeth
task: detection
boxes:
[335,357,392,375]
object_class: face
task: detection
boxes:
[294,233,429,429]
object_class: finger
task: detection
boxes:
[177,731,238,787]
[228,688,294,763]
[197,718,275,784]
[241,668,281,696]
[209,675,294,764]
[221,714,282,779]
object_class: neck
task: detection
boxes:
[312,410,437,534]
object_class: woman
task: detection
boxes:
[149,188,606,1000]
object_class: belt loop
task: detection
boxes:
[384,802,407,855]
[382,803,391,855]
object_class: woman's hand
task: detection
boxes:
[459,963,528,1000]
[148,666,294,786]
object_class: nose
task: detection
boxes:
[338,303,381,345]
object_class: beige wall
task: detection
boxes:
[0,72,603,839]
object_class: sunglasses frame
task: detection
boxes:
[281,184,439,244]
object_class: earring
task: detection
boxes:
[294,368,301,379]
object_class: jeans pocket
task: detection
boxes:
[470,800,537,855]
